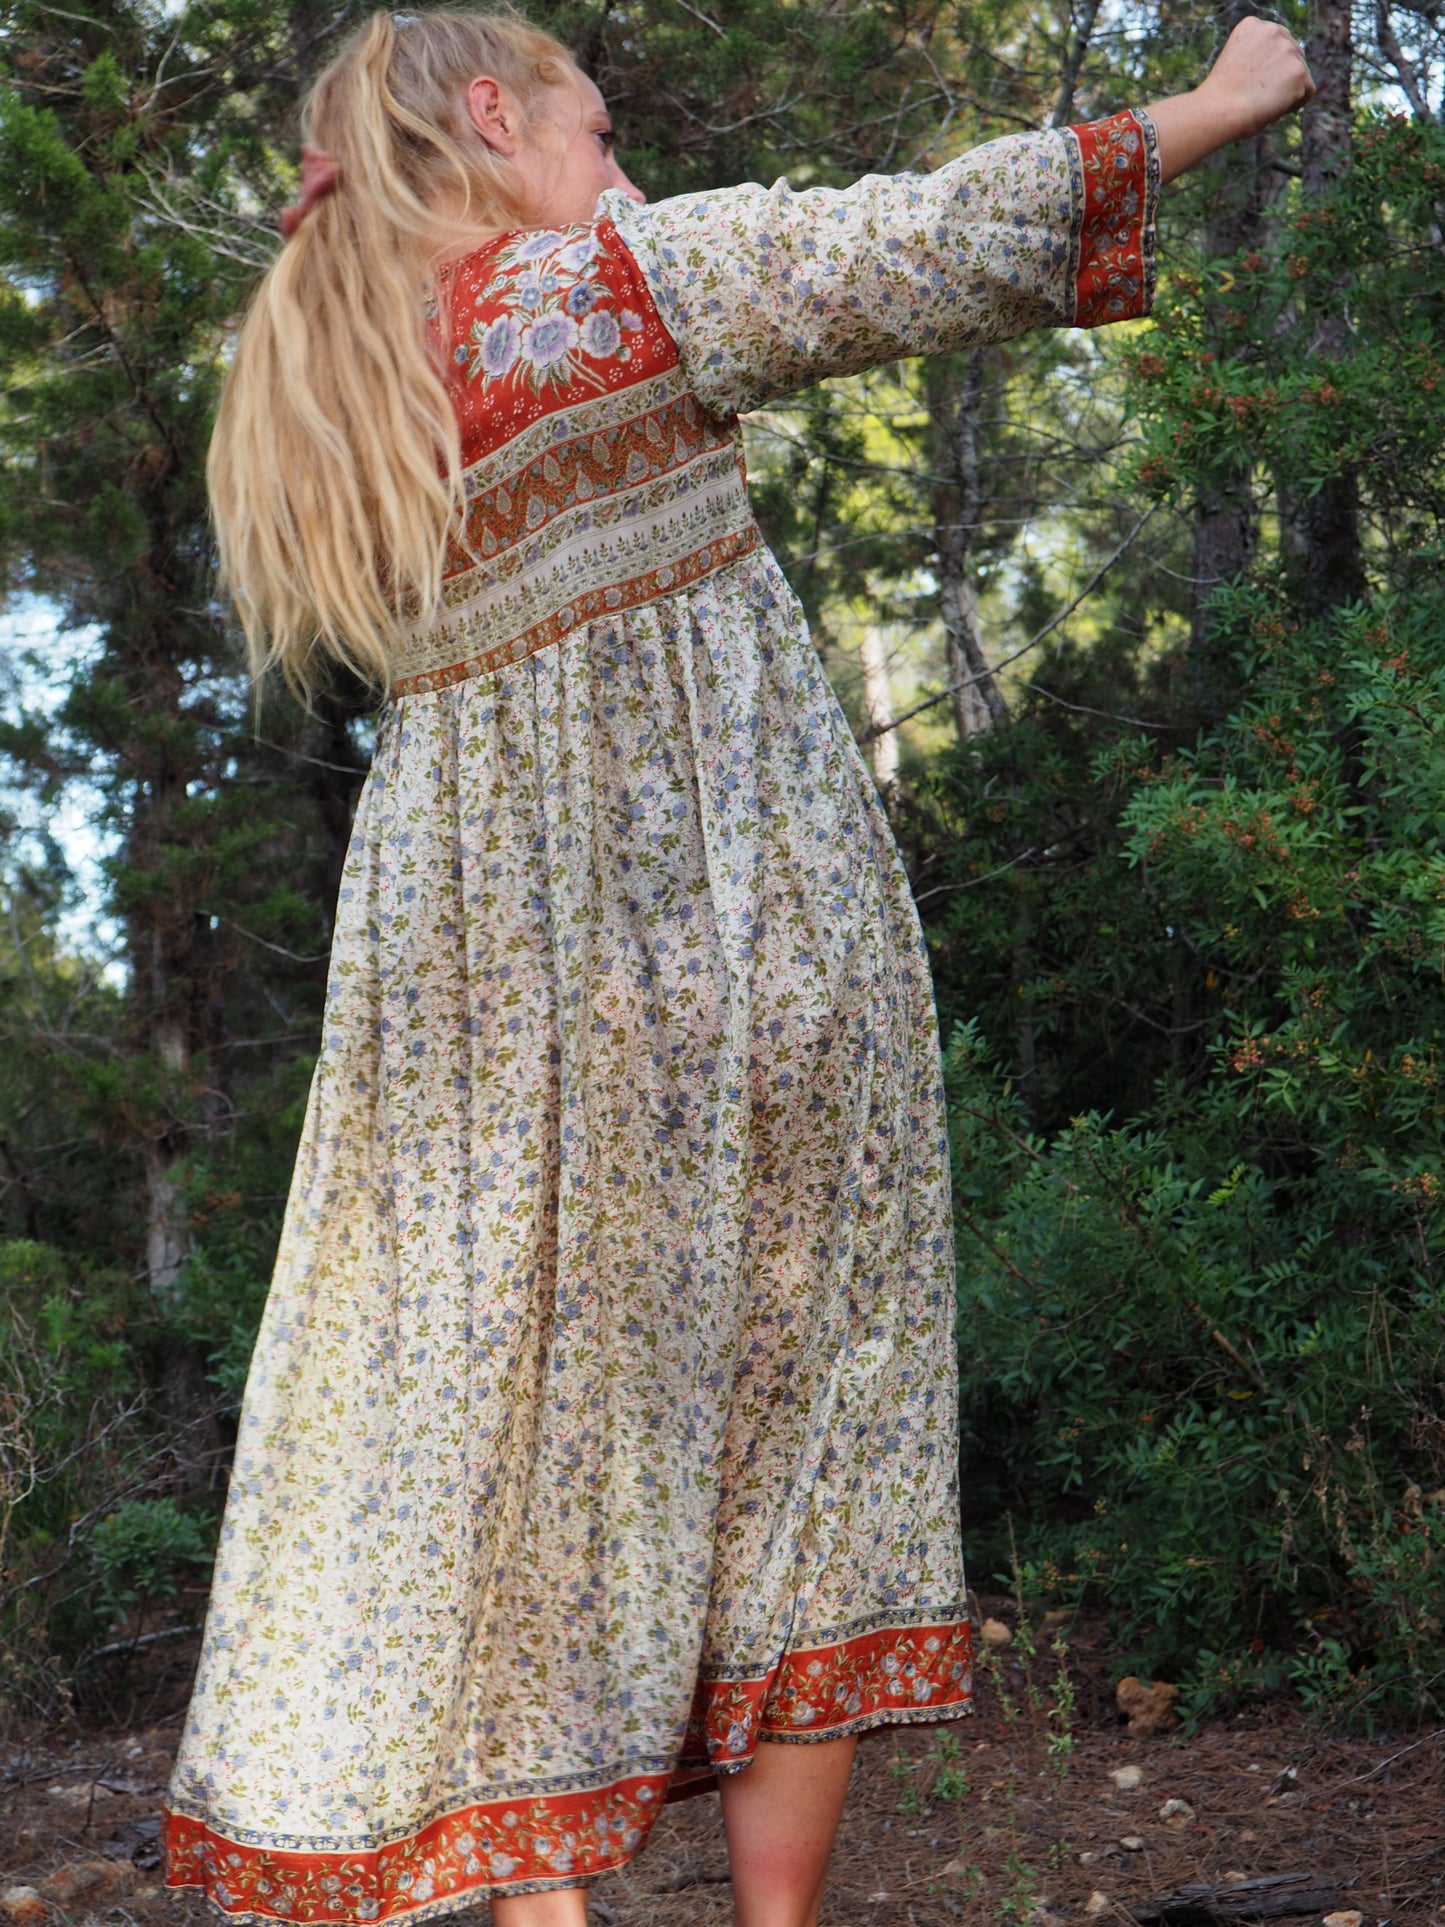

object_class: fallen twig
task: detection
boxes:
[1129,1871,1343,1924]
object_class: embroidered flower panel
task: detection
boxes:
[399,228,754,695]
[439,222,678,455]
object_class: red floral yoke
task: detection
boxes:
[390,217,757,699]
[163,110,1155,1921]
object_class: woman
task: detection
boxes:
[162,12,1312,1926]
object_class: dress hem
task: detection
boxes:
[161,1697,975,1925]
[162,1617,973,1924]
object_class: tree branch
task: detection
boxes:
[861,505,1159,744]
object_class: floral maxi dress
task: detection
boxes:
[164,109,1158,1920]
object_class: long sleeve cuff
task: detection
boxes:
[1064,108,1160,328]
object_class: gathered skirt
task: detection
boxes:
[163,547,971,1918]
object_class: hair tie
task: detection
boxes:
[279,145,342,239]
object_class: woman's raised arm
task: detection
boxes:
[602,18,1312,421]
[606,116,1158,419]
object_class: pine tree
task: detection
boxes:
[0,0,366,1293]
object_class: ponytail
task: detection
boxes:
[208,8,577,702]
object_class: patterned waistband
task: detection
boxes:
[388,372,757,701]
[391,519,757,700]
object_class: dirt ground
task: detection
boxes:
[3,1599,1443,1926]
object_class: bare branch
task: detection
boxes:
[914,850,1038,902]
[1375,0,1435,117]
[200,914,329,965]
[671,0,725,36]
[861,506,1159,744]
[1049,0,1105,129]
[136,167,278,273]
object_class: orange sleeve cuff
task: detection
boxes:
[1065,108,1159,329]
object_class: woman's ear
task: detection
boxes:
[466,76,518,155]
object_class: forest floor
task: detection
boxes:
[3,1597,1443,1927]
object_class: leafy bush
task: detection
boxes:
[950,1022,1444,1726]
[0,1239,146,1714]
[949,596,1445,1727]
[0,1238,140,1540]
[165,1150,295,1409]
[1130,115,1445,592]
[935,112,1445,1729]
[0,1238,229,1720]
[88,1497,212,1628]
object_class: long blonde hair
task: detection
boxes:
[209,9,578,701]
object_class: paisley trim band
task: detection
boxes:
[681,1611,973,1772]
[391,521,758,698]
[161,1615,973,1923]
[388,372,756,699]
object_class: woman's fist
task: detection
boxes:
[1201,16,1316,143]
[1146,17,1315,182]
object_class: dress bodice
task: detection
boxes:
[391,221,756,699]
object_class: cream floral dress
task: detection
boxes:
[164,110,1157,1920]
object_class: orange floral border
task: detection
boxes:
[162,1616,973,1922]
[682,1613,974,1771]
[1069,109,1159,329]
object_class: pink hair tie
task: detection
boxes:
[279,145,342,239]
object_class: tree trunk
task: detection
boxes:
[0,1137,42,1242]
[1299,0,1364,614]
[858,626,900,790]
[936,348,1007,741]
[130,753,202,1304]
[1189,1,1288,709]
[122,575,213,1303]
[144,1136,189,1299]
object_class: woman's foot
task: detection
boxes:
[718,1734,858,1927]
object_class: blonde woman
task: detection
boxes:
[162,12,1311,1926]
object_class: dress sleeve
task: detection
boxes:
[601,109,1158,420]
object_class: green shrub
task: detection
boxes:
[947,614,1445,1727]
[948,895,1445,1727]
[168,1210,273,1410]
[88,1497,212,1628]
[0,1141,282,1716]
[0,1238,140,1538]
[935,111,1445,1730]
[0,1237,234,1711]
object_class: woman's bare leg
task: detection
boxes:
[719,1735,858,1927]
[490,1889,589,1927]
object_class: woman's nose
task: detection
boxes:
[611,161,646,204]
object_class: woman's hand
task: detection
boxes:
[1202,16,1317,141]
[1147,18,1316,184]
